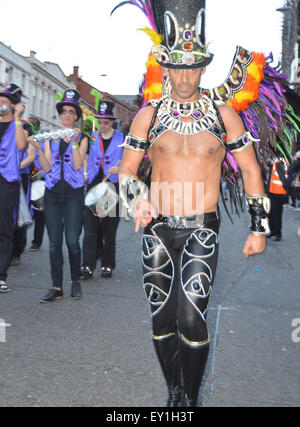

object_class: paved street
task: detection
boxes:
[0,203,299,407]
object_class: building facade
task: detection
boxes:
[0,42,79,130]
[277,1,300,90]
[68,66,138,129]
[1,43,138,132]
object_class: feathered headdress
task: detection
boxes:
[111,1,300,217]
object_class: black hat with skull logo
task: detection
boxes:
[95,100,116,120]
[56,89,82,120]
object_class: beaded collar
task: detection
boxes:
[151,95,219,135]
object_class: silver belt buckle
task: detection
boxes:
[167,216,187,229]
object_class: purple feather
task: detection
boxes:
[111,1,157,30]
[226,151,239,174]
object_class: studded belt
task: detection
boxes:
[158,212,219,229]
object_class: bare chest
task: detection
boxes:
[150,130,224,160]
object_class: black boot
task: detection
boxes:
[152,333,181,407]
[180,393,197,407]
[71,281,82,300]
[179,335,210,408]
[167,385,182,407]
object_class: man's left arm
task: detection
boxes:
[220,105,268,258]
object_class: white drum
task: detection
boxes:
[31,180,46,211]
[85,181,118,218]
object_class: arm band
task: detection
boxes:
[246,195,270,236]
[119,176,149,213]
[227,131,256,153]
[119,134,148,152]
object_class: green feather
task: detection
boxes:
[286,112,300,133]
[90,89,103,111]
[56,92,63,101]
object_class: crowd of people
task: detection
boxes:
[1,71,299,409]
[0,83,126,299]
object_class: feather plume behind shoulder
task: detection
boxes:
[201,46,300,216]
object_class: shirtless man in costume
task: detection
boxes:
[118,0,270,407]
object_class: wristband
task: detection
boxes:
[72,144,79,149]
[119,176,149,214]
[246,194,270,236]
[15,121,22,126]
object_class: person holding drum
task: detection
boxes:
[0,84,27,293]
[29,89,88,303]
[81,100,124,280]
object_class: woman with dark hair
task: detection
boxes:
[30,89,88,303]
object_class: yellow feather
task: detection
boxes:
[138,27,163,45]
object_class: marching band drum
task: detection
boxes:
[85,180,118,218]
[31,180,46,211]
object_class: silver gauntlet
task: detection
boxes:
[246,195,271,236]
[120,176,149,214]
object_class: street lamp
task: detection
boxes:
[99,73,108,93]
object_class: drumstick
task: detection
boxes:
[103,160,121,183]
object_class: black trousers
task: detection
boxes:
[0,178,20,281]
[268,195,288,238]
[82,207,120,270]
[142,213,220,404]
[44,186,84,288]
[31,208,45,247]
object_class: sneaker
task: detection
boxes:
[80,265,93,280]
[10,256,21,267]
[29,244,40,252]
[101,267,112,278]
[0,281,10,293]
[40,288,63,303]
[71,281,82,300]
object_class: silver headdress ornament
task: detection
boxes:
[151,0,213,69]
[111,0,213,69]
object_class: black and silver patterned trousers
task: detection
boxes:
[142,212,220,404]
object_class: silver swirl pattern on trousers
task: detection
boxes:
[180,228,219,323]
[142,230,174,318]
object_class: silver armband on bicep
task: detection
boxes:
[246,195,271,236]
[120,176,149,213]
[227,131,257,153]
[119,134,148,152]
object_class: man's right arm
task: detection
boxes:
[119,105,157,231]
[119,105,154,180]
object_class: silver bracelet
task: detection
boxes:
[119,176,149,213]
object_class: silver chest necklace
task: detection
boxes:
[153,95,219,135]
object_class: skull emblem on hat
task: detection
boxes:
[66,90,75,100]
[100,102,108,115]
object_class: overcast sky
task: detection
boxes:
[0,0,284,95]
